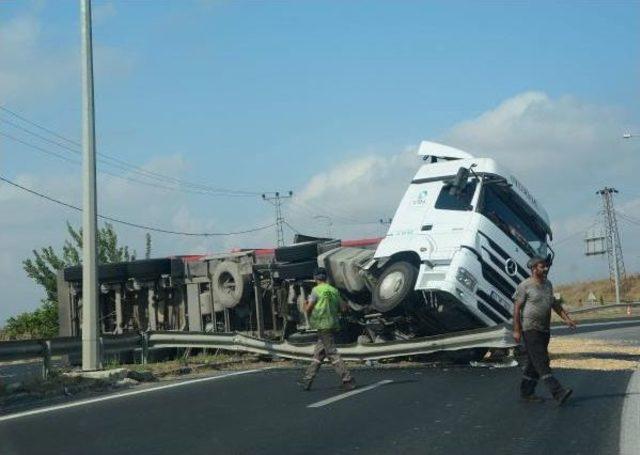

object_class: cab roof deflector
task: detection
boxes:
[417,141,475,160]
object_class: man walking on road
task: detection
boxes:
[299,269,355,391]
[513,256,577,405]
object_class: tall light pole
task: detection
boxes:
[81,0,100,370]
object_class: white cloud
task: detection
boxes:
[443,92,637,198]
[289,91,640,283]
[0,10,134,105]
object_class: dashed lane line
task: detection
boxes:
[307,379,394,408]
[0,368,268,423]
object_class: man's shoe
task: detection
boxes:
[556,388,573,406]
[342,379,356,391]
[520,394,545,403]
[297,378,312,391]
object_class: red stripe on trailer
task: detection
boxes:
[341,237,383,247]
[173,237,384,261]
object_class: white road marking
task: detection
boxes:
[307,379,393,408]
[0,368,268,423]
[619,369,640,455]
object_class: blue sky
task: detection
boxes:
[0,0,639,321]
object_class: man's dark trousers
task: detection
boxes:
[521,330,564,398]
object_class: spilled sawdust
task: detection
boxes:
[549,338,640,371]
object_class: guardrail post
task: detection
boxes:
[100,336,106,369]
[141,331,150,365]
[42,340,52,380]
[252,271,265,338]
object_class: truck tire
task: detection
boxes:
[372,261,418,313]
[211,261,248,309]
[274,241,319,263]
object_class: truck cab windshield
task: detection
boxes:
[478,183,548,256]
[435,179,478,211]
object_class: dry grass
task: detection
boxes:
[556,273,640,307]
[549,337,640,371]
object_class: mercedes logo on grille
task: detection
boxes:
[504,258,518,277]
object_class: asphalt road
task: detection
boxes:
[553,318,640,344]
[1,320,638,454]
[0,364,636,454]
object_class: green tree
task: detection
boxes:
[5,223,149,339]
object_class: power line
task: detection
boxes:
[0,175,275,237]
[283,220,302,235]
[552,220,599,248]
[0,131,257,198]
[0,105,261,197]
[0,105,80,147]
[616,210,640,225]
[617,212,640,228]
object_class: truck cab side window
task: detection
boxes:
[435,180,477,211]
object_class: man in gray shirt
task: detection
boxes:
[513,256,577,404]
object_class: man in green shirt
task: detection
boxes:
[299,269,355,391]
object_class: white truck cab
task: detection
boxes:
[369,141,553,333]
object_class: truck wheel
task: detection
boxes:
[211,261,248,308]
[372,261,418,313]
[274,241,319,263]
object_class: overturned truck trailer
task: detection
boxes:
[58,141,552,358]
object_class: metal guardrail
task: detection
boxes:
[3,306,639,382]
[0,324,515,380]
[0,334,142,380]
[567,302,640,315]
[147,325,515,362]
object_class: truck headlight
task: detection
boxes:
[456,267,477,292]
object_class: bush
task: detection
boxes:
[4,300,58,340]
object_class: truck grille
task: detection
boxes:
[476,289,512,320]
[477,231,530,304]
[480,260,516,300]
[476,301,505,324]
[479,232,529,281]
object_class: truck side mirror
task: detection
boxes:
[449,167,470,197]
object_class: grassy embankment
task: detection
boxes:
[555,273,640,307]
[552,274,640,321]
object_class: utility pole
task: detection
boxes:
[587,188,627,307]
[80,0,100,370]
[262,191,293,246]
